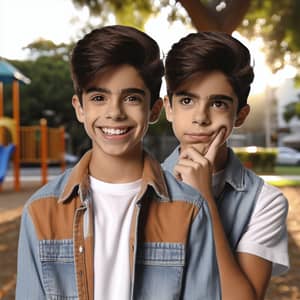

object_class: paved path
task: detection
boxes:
[0,174,299,299]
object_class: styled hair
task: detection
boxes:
[165,31,254,111]
[70,25,164,106]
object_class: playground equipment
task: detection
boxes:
[0,58,25,191]
[0,144,15,184]
[0,59,66,191]
[0,117,16,190]
[19,118,66,185]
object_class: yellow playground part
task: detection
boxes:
[0,117,17,143]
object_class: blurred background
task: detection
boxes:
[1,1,300,299]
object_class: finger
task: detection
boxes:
[174,168,182,181]
[205,128,226,163]
[180,147,207,164]
[173,161,196,181]
[177,157,204,169]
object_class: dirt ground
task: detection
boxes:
[0,186,299,299]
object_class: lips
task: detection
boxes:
[101,127,131,136]
[184,132,212,143]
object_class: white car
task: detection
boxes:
[276,147,300,165]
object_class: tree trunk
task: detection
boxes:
[179,0,251,34]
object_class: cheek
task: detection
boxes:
[171,119,185,138]
[215,118,235,142]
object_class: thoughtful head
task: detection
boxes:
[164,32,254,155]
[165,31,254,112]
[70,25,164,107]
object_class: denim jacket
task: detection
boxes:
[162,146,264,250]
[16,150,221,300]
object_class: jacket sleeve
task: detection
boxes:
[15,205,46,299]
[182,199,222,300]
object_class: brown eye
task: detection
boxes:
[212,100,228,109]
[180,97,193,105]
[125,95,142,103]
[91,95,105,102]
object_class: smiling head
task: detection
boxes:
[70,25,164,108]
[70,26,164,162]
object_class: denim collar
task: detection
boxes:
[59,150,170,203]
[162,146,247,192]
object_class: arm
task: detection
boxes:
[205,193,272,300]
[174,133,272,300]
[16,206,46,299]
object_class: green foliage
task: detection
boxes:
[73,0,154,29]
[283,95,300,122]
[71,0,300,75]
[3,42,88,156]
[25,39,73,59]
[234,147,278,173]
[240,0,300,72]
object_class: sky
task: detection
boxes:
[0,0,94,60]
[0,0,296,94]
[0,0,191,60]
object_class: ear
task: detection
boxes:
[149,98,163,124]
[163,96,173,122]
[72,95,84,123]
[234,104,250,127]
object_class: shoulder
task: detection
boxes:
[237,181,289,274]
[24,168,73,209]
[257,182,288,212]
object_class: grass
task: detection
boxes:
[265,179,300,187]
[274,165,300,175]
[257,165,300,187]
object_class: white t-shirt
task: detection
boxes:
[212,172,289,275]
[90,176,142,300]
[236,182,289,275]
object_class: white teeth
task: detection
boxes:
[102,128,128,135]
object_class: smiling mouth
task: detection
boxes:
[101,127,131,136]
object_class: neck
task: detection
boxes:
[89,150,144,183]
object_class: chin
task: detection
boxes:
[181,143,208,155]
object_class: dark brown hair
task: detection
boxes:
[165,31,254,111]
[70,25,164,107]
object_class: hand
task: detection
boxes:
[174,128,225,201]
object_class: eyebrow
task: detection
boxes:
[208,94,234,102]
[175,91,234,102]
[174,91,200,99]
[85,87,146,96]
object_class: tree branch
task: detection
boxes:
[178,0,251,34]
[179,0,220,31]
[219,0,252,33]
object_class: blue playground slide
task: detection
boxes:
[0,144,15,183]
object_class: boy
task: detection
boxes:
[163,31,289,300]
[16,26,221,299]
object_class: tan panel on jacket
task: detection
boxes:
[140,200,200,244]
[28,196,81,240]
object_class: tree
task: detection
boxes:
[283,95,300,123]
[3,41,89,156]
[71,0,300,74]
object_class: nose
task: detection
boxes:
[105,100,126,121]
[192,105,211,126]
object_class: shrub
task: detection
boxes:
[233,147,277,173]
